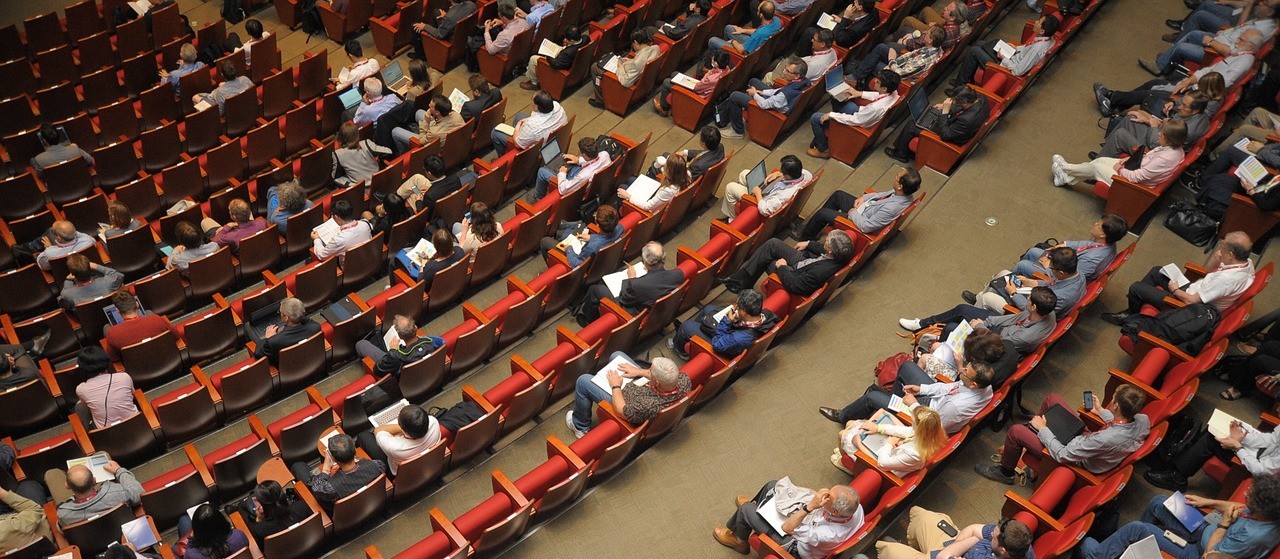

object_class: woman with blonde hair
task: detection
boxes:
[832,406,947,477]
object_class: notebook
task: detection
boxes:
[1163,492,1206,532]
[449,88,471,112]
[1042,404,1085,445]
[993,40,1016,58]
[1207,408,1254,439]
[381,61,411,95]
[1119,536,1160,559]
[671,72,700,89]
[121,517,159,550]
[370,399,412,427]
[816,12,839,30]
[625,174,663,204]
[602,55,620,74]
[538,39,564,58]
[338,87,364,111]
[859,413,904,459]
[313,218,342,245]
[406,238,439,268]
[1160,263,1191,290]
[67,452,116,481]
[1235,155,1272,189]
[589,353,649,393]
[825,67,854,101]
[744,161,768,190]
[603,262,647,298]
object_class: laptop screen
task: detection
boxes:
[824,67,844,91]
[540,140,562,166]
[102,299,147,326]
[339,88,363,110]
[382,61,404,85]
[745,162,767,190]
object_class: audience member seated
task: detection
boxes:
[521,24,588,92]
[713,480,863,556]
[251,297,322,364]
[910,327,1022,389]
[241,19,272,67]
[464,4,530,72]
[357,315,445,378]
[721,230,855,296]
[391,94,464,153]
[1095,31,1262,113]
[1079,474,1280,559]
[52,459,143,526]
[796,0,878,54]
[335,40,381,91]
[876,507,1034,559]
[59,254,124,311]
[576,241,684,325]
[267,180,313,233]
[975,384,1149,484]
[158,43,205,97]
[715,58,810,139]
[795,166,920,239]
[1213,105,1280,158]
[167,221,219,273]
[492,91,566,155]
[1215,331,1280,402]
[174,504,249,559]
[14,220,94,271]
[764,30,838,84]
[290,434,385,513]
[807,69,903,159]
[1009,214,1127,282]
[1102,231,1254,325]
[834,406,946,476]
[900,287,1058,361]
[397,155,464,215]
[749,0,814,19]
[201,199,270,253]
[721,155,813,218]
[364,193,413,244]
[904,0,988,32]
[101,201,143,240]
[399,229,467,285]
[454,202,505,255]
[645,127,724,182]
[1147,408,1280,489]
[824,360,994,434]
[953,14,1058,86]
[192,60,253,114]
[970,246,1083,318]
[1098,91,1209,158]
[353,78,402,127]
[461,74,503,121]
[1167,0,1278,40]
[30,122,94,176]
[312,200,373,261]
[530,136,613,201]
[653,51,731,117]
[1197,137,1280,219]
[567,353,690,437]
[669,288,778,359]
[410,0,479,61]
[618,153,689,213]
[236,481,311,544]
[0,347,39,391]
[588,29,662,109]
[104,291,177,360]
[0,484,52,552]
[655,0,710,41]
[708,1,780,55]
[356,405,441,478]
[886,85,990,163]
[333,123,393,187]
[893,1,969,50]
[542,205,626,268]
[1052,119,1187,190]
[846,27,945,90]
[1143,19,1273,77]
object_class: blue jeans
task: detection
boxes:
[1178,8,1231,39]
[492,113,528,155]
[1080,495,1204,559]
[571,351,637,431]
[391,109,428,153]
[709,26,751,52]
[1013,247,1049,277]
[1157,32,1209,73]
[720,91,752,132]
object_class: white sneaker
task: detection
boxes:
[899,318,922,331]
[565,410,587,439]
[722,128,744,139]
[666,337,675,349]
[1050,155,1069,187]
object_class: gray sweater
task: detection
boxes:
[56,467,144,526]
[984,310,1055,354]
[59,266,125,310]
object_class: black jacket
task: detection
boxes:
[662,13,706,40]
[460,88,503,121]
[373,336,445,377]
[616,268,686,310]
[688,144,726,179]
[254,320,323,362]
[423,173,464,213]
[549,39,585,70]
[834,11,878,48]
[938,97,991,145]
[779,245,842,296]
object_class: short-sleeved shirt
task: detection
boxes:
[375,418,442,475]
[619,374,692,424]
[936,525,1037,559]
[1199,509,1280,559]
[792,505,864,559]
[743,18,782,53]
[1188,261,1255,311]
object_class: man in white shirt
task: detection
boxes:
[311,200,374,261]
[952,14,1058,86]
[722,155,813,218]
[807,69,901,159]
[29,220,95,271]
[821,361,994,435]
[528,136,613,201]
[764,30,839,83]
[1103,231,1254,324]
[356,404,441,477]
[334,40,381,91]
[715,480,864,557]
[794,167,919,240]
[1097,30,1262,114]
[491,92,567,155]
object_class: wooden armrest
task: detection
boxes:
[1135,330,1194,364]
[262,270,282,287]
[461,385,499,413]
[507,275,538,296]
[37,358,61,398]
[546,435,587,469]
[462,302,489,323]
[595,401,632,427]
[134,389,162,430]
[1261,411,1280,431]
[247,414,278,453]
[392,268,418,287]
[556,326,592,350]
[360,356,377,376]
[1161,296,1188,308]
[429,508,467,546]
[1003,490,1066,532]
[1106,368,1162,401]
[190,366,221,404]
[1184,263,1208,280]
[852,448,905,486]
[677,245,712,267]
[68,414,95,453]
[364,546,385,559]
[292,483,332,528]
[510,354,544,381]
[184,444,216,487]
[348,293,371,312]
[598,297,632,321]
[545,249,572,269]
[620,200,651,218]
[709,218,748,240]
[230,512,265,559]
[305,386,329,410]
[491,470,531,506]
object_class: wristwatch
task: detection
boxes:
[611,385,623,390]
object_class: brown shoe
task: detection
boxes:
[818,406,842,424]
[519,81,539,90]
[735,494,750,507]
[713,527,750,554]
[806,147,830,159]
[652,97,670,117]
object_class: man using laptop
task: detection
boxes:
[975,384,1149,484]
[356,315,444,378]
[721,155,813,218]
[353,79,402,127]
[807,69,902,159]
[356,405,440,478]
[103,290,175,361]
[529,136,613,202]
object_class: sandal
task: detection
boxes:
[1236,341,1260,355]
[1220,387,1246,401]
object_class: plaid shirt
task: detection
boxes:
[900,20,963,50]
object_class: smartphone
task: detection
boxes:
[1163,530,1187,547]
[937,519,958,538]
[463,211,471,220]
[1083,391,1094,410]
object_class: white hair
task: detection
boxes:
[279,297,306,323]
[650,357,681,386]
[363,77,383,97]
[829,486,860,516]
[641,242,665,269]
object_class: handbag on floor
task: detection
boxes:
[1163,201,1219,248]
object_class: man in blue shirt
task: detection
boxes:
[668,289,778,359]
[877,507,1035,559]
[520,0,555,29]
[715,59,810,137]
[1080,474,1280,559]
[709,1,781,54]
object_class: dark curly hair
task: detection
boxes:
[1247,474,1280,520]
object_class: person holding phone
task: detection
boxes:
[714,481,863,556]
[238,481,310,544]
[668,288,778,359]
[971,246,1084,320]
[1079,474,1280,559]
[877,509,1034,559]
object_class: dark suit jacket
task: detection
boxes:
[687,144,725,179]
[423,173,464,212]
[663,13,706,40]
[460,89,503,121]
[615,268,685,310]
[938,97,990,145]
[778,245,841,296]
[549,39,585,70]
[433,0,477,39]
[254,320,323,362]
[834,11,878,48]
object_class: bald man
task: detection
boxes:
[49,460,143,526]
[13,220,95,271]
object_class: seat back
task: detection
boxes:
[391,441,449,500]
[276,405,336,465]
[510,204,552,261]
[333,474,389,534]
[42,156,94,204]
[140,468,210,529]
[635,282,686,341]
[0,265,56,318]
[262,511,327,559]
[427,254,472,313]
[340,233,387,291]
[119,330,187,387]
[449,404,502,464]
[16,309,81,361]
[0,172,44,225]
[497,289,547,348]
[285,203,328,259]
[86,411,163,467]
[469,229,514,287]
[451,317,500,374]
[131,268,189,317]
[637,389,697,444]
[588,423,642,480]
[0,380,60,434]
[499,372,553,435]
[61,502,135,555]
[186,246,237,299]
[471,500,533,555]
[276,333,330,392]
[471,97,507,155]
[327,304,377,364]
[399,347,449,402]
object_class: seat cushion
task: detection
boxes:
[513,456,571,500]
[452,494,515,540]
[568,418,623,463]
[142,463,196,493]
[325,374,377,415]
[267,404,322,443]
[150,382,203,408]
[203,433,260,473]
[483,374,531,408]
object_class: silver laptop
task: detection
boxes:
[745,161,767,190]
[369,399,412,427]
[540,139,564,176]
[825,67,854,102]
[381,61,411,95]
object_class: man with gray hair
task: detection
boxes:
[252,297,322,364]
[714,480,864,556]
[22,220,95,271]
[566,352,691,438]
[1103,231,1255,324]
[357,315,445,378]
[722,230,855,296]
[353,77,402,126]
[574,242,686,326]
[51,459,144,526]
[158,43,205,96]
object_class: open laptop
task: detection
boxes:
[381,61,411,96]
[339,87,363,111]
[369,399,412,427]
[744,161,768,190]
[540,139,564,177]
[246,299,284,342]
[103,299,148,326]
[825,67,855,102]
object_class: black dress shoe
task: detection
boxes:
[1144,469,1188,491]
[818,406,843,423]
[588,97,605,109]
[28,327,52,358]
[1088,151,1099,160]
[883,146,911,163]
[1138,59,1164,77]
[1165,18,1183,30]
[718,277,744,294]
[1183,0,1199,9]
[962,290,978,305]
[1161,32,1179,43]
[1100,311,1130,326]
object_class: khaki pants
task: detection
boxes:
[877,507,959,559]
[901,5,945,31]
[45,469,74,504]
[1212,107,1280,158]
[525,55,542,84]
[1061,157,1123,186]
[721,169,752,217]
[200,217,222,236]
[397,174,430,199]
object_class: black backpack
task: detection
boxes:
[222,0,247,23]
[300,0,324,35]
[1058,0,1085,16]
[596,136,625,161]
[1120,303,1221,354]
